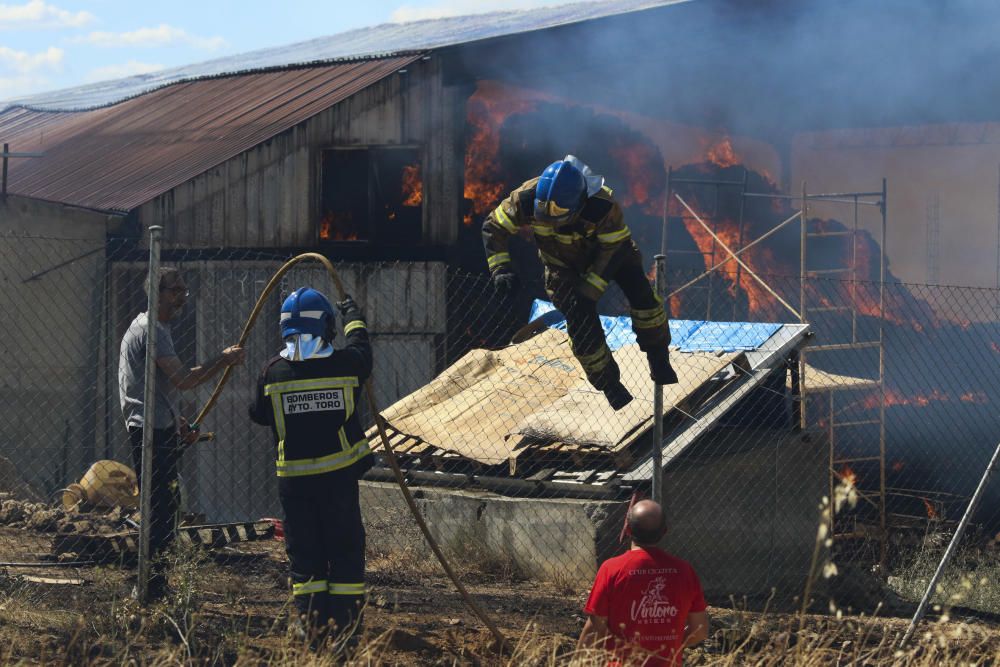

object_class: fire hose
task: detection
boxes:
[190,252,507,649]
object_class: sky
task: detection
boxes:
[0,0,570,100]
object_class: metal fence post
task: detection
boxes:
[652,254,666,506]
[900,439,1000,647]
[137,225,163,605]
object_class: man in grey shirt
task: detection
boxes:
[119,266,245,599]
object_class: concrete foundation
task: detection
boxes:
[360,481,627,583]
[358,427,826,603]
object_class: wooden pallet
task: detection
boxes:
[366,421,490,473]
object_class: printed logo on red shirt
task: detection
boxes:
[630,577,679,622]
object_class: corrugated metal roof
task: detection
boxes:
[0,57,418,212]
[2,0,684,112]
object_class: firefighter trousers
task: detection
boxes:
[545,243,672,390]
[280,477,366,638]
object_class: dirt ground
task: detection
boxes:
[0,523,589,664]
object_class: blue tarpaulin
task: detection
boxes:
[528,299,782,353]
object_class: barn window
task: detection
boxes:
[318,147,423,244]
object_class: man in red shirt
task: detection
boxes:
[579,500,709,666]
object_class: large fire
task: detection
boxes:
[463,82,547,225]
[461,78,978,338]
[705,136,739,168]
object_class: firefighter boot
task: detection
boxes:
[603,380,633,410]
[648,351,678,385]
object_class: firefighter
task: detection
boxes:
[483,155,677,409]
[248,286,373,646]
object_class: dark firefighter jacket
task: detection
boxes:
[482,177,634,300]
[248,312,374,486]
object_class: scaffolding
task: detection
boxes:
[661,170,888,564]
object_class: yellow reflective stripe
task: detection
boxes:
[633,309,668,328]
[270,393,288,446]
[492,205,517,233]
[343,320,366,335]
[538,250,568,267]
[585,272,608,292]
[597,228,630,244]
[328,582,366,595]
[276,439,371,477]
[487,252,511,270]
[293,580,328,596]
[339,427,350,451]
[555,233,583,245]
[265,378,358,395]
[531,224,555,237]
[576,346,611,371]
[602,185,613,195]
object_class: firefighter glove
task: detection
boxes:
[336,295,363,320]
[492,270,520,299]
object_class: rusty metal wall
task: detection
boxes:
[136,56,465,249]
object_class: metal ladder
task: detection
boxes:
[799,181,887,565]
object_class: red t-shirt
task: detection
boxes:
[584,547,706,666]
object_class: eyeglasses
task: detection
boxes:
[162,286,190,297]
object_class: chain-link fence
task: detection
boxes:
[1,228,999,641]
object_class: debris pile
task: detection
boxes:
[0,492,127,535]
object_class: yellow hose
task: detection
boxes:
[193,252,506,649]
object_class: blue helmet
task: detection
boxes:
[534,159,587,223]
[280,287,334,339]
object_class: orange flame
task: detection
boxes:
[706,136,739,168]
[671,193,784,319]
[318,213,359,241]
[463,82,544,225]
[862,387,973,409]
[840,465,858,486]
[608,143,663,216]
[402,164,422,207]
[923,498,938,520]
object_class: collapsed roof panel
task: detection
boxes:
[368,301,811,489]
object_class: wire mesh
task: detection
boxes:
[0,228,998,632]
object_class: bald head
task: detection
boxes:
[628,499,667,546]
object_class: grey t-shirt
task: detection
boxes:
[119,312,179,430]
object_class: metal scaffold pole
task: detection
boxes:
[652,254,666,505]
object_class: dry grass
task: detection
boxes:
[0,602,997,666]
[0,480,997,664]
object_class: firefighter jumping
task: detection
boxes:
[249,287,373,647]
[483,155,677,409]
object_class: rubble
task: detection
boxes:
[0,497,125,534]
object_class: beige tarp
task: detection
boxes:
[517,345,742,449]
[372,328,745,467]
[374,328,581,465]
[789,364,879,391]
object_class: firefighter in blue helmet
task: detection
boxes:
[483,156,677,410]
[249,286,373,646]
